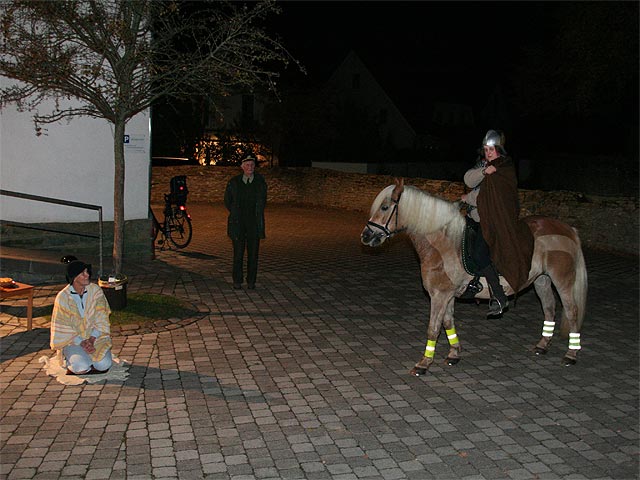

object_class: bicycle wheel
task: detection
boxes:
[150,208,162,244]
[166,209,192,248]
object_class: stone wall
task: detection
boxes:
[153,165,639,256]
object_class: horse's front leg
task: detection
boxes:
[410,293,456,376]
[442,299,461,366]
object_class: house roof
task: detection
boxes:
[329,48,499,136]
[272,2,522,135]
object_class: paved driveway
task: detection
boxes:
[1,203,638,479]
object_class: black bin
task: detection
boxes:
[98,275,128,310]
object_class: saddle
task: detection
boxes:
[461,218,482,276]
[461,217,514,303]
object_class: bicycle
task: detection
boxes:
[151,175,193,249]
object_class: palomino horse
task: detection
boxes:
[361,179,587,376]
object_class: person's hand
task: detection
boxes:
[461,194,468,203]
[80,337,96,354]
[484,165,497,175]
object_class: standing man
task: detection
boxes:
[50,260,113,374]
[224,154,267,290]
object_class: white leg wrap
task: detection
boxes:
[569,332,581,350]
[542,321,555,337]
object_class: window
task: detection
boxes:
[352,73,360,89]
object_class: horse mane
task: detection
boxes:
[399,185,466,238]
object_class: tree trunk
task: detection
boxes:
[112,120,126,274]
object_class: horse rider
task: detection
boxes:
[460,129,518,317]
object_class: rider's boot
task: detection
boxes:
[481,264,509,317]
[460,275,483,299]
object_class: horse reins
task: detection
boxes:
[365,195,406,239]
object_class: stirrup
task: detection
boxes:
[488,297,509,317]
[460,277,483,299]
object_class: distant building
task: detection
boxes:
[196,92,277,167]
[432,102,474,128]
[325,50,418,151]
[188,49,511,177]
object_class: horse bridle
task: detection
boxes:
[365,195,406,239]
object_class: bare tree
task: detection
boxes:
[0,0,301,273]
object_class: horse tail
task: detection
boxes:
[560,230,588,337]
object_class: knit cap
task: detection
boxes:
[66,260,91,284]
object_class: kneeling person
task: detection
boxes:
[51,260,113,374]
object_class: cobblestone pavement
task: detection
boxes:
[1,203,638,480]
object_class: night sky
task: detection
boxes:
[271,1,546,80]
[270,1,638,125]
[264,1,638,193]
[156,2,637,192]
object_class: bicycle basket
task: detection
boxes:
[169,175,188,206]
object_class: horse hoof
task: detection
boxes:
[562,357,577,366]
[410,367,427,376]
[445,357,460,366]
[534,347,547,356]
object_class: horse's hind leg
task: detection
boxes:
[542,252,585,366]
[533,275,556,355]
[556,282,581,366]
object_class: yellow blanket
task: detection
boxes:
[50,283,112,362]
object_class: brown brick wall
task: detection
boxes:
[152,165,639,256]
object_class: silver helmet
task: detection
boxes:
[482,130,505,148]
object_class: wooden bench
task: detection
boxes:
[0,282,34,330]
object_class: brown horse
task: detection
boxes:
[361,179,588,376]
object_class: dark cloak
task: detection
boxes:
[477,156,534,293]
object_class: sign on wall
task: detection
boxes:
[124,134,147,154]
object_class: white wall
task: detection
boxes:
[0,83,150,223]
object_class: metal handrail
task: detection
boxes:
[0,189,104,275]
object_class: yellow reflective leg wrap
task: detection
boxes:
[569,332,581,350]
[542,321,555,337]
[445,328,459,346]
[424,339,437,358]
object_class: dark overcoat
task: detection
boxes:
[223,173,267,240]
[477,156,534,292]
